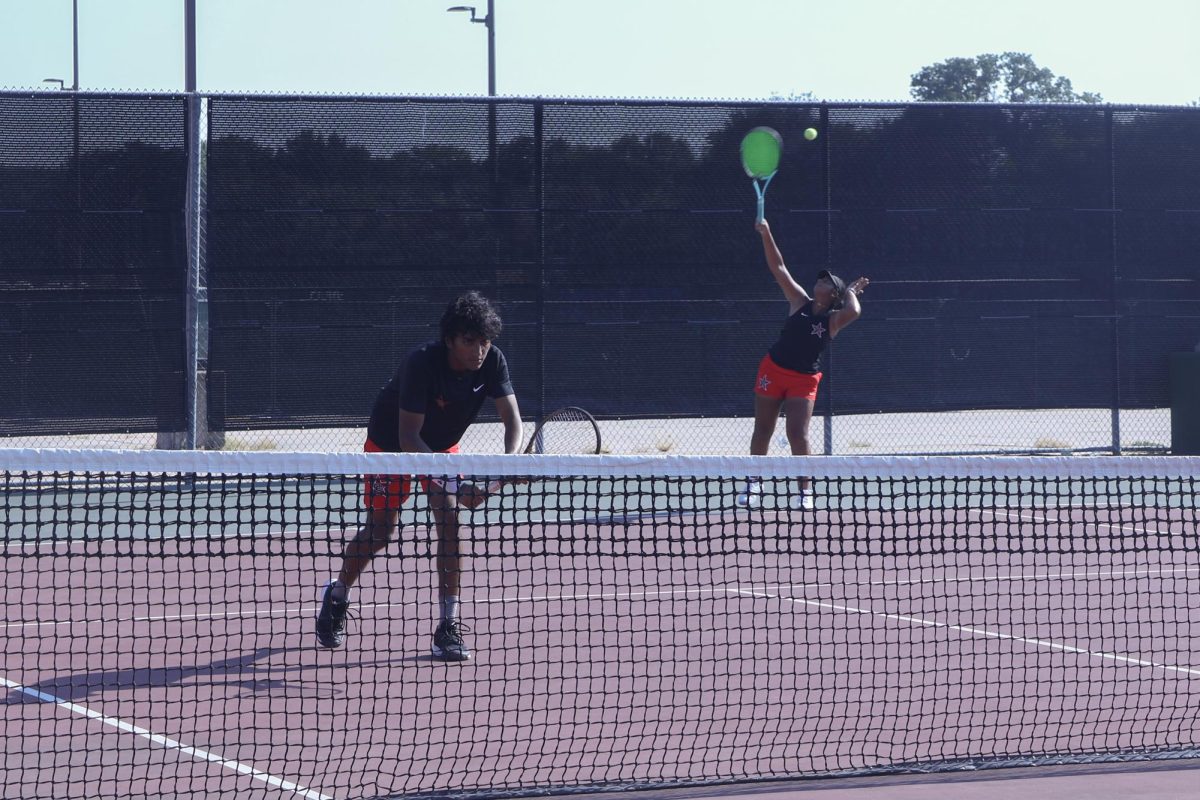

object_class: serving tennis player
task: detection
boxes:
[316,291,523,661]
[737,219,869,510]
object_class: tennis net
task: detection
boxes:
[2,448,1199,799]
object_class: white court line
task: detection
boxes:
[1,606,315,632]
[974,506,1179,536]
[0,675,332,800]
[5,589,735,631]
[0,539,64,551]
[7,564,1197,633]
[730,587,1200,679]
[751,564,1200,595]
[0,526,354,552]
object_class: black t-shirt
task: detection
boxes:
[767,302,833,374]
[367,341,514,452]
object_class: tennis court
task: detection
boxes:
[3,450,1198,799]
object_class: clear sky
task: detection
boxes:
[0,0,1197,105]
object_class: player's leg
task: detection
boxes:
[738,392,785,507]
[337,506,401,586]
[316,474,404,648]
[427,485,471,661]
[783,396,816,457]
[749,392,784,456]
[783,395,817,509]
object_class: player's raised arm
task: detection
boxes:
[757,220,809,309]
[830,277,870,338]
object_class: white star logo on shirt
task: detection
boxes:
[811,322,826,337]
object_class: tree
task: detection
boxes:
[911,52,1102,103]
[769,90,816,103]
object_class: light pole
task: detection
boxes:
[446,2,495,96]
[71,0,78,90]
[448,2,498,189]
[42,1,79,90]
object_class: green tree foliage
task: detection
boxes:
[911,52,1103,103]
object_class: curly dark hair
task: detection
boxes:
[439,291,503,342]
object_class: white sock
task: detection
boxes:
[327,580,349,603]
[441,595,460,622]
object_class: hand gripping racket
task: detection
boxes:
[740,127,782,224]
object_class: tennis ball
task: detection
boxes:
[804,128,818,141]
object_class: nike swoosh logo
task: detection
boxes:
[472,385,485,393]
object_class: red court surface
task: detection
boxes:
[3,506,1198,799]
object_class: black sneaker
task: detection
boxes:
[432,619,472,661]
[315,583,351,648]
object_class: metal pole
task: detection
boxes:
[534,101,544,423]
[185,0,196,91]
[485,1,498,194]
[486,0,495,96]
[72,0,79,89]
[183,0,207,448]
[821,104,834,455]
[71,0,80,264]
[1108,108,1121,454]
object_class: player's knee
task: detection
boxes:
[788,434,811,455]
[363,515,398,547]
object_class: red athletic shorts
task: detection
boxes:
[362,439,460,511]
[753,353,822,401]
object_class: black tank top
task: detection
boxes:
[767,302,832,374]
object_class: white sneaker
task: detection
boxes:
[789,493,815,511]
[735,479,762,508]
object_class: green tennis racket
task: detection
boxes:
[740,127,782,223]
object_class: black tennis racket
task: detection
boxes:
[484,407,601,494]
[520,406,602,455]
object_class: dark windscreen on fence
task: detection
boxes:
[2,95,1197,445]
[202,99,1199,431]
[0,94,188,437]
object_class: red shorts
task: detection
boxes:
[753,354,822,401]
[362,439,460,511]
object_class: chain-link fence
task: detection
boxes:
[2,94,1197,454]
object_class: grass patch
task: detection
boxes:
[222,437,279,451]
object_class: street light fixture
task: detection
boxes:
[43,78,66,90]
[446,2,495,96]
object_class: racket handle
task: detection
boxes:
[756,195,765,224]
